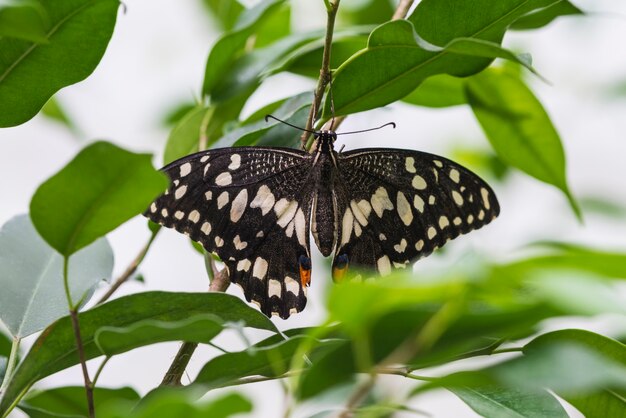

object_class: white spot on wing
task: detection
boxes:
[341,208,354,245]
[377,256,391,276]
[215,172,232,186]
[230,189,248,222]
[179,163,192,177]
[412,175,427,190]
[175,185,187,200]
[405,157,416,173]
[174,211,184,220]
[268,279,282,298]
[234,235,247,250]
[188,210,200,223]
[276,200,298,228]
[415,240,424,251]
[396,192,413,226]
[201,222,211,235]
[214,236,224,247]
[161,208,168,217]
[413,195,424,213]
[449,168,460,183]
[200,155,210,163]
[250,185,275,216]
[205,191,212,200]
[228,154,241,170]
[371,187,394,217]
[150,203,157,213]
[285,276,300,296]
[481,188,491,209]
[217,191,229,209]
[294,208,307,247]
[253,257,268,280]
[434,160,443,168]
[452,190,464,206]
[438,216,450,229]
[427,227,437,239]
[350,200,368,226]
[394,239,407,253]
[236,259,251,272]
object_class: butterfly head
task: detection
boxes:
[312,130,338,153]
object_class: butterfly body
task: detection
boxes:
[146,131,499,319]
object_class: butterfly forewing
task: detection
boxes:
[331,149,499,275]
[146,147,314,319]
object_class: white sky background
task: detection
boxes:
[1,0,626,417]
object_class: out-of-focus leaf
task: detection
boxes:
[30,141,168,255]
[0,292,276,416]
[163,105,213,164]
[327,0,554,117]
[40,96,76,131]
[450,147,510,180]
[212,92,312,148]
[511,0,583,30]
[202,0,285,98]
[0,333,11,358]
[465,68,580,218]
[0,0,49,43]
[101,392,252,418]
[402,74,467,108]
[449,386,568,418]
[95,314,225,356]
[201,0,244,31]
[19,386,139,418]
[339,0,395,26]
[579,197,626,219]
[0,0,120,127]
[161,101,197,127]
[0,215,113,338]
[254,3,290,48]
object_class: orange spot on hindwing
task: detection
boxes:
[298,255,311,287]
[332,254,349,282]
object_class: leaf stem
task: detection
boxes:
[392,0,415,20]
[91,357,111,388]
[491,347,523,355]
[0,337,20,395]
[96,226,160,305]
[301,0,340,149]
[64,256,95,418]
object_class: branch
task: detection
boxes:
[392,0,414,20]
[300,0,341,149]
[0,337,20,395]
[96,226,160,305]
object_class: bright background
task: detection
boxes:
[2,1,626,416]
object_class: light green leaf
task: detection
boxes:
[40,96,76,131]
[202,0,284,98]
[511,0,583,30]
[0,292,276,416]
[0,0,49,43]
[327,0,557,117]
[402,74,467,108]
[30,141,168,256]
[201,0,244,31]
[19,386,139,418]
[465,68,580,218]
[95,314,225,356]
[0,215,113,338]
[0,0,120,127]
[449,386,568,418]
[163,105,213,164]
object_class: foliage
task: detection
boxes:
[0,0,624,418]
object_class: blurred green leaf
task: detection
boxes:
[161,101,197,127]
[30,141,167,255]
[95,314,225,356]
[511,0,583,30]
[163,105,213,164]
[253,3,290,48]
[466,68,580,218]
[102,392,252,418]
[449,386,568,418]
[327,0,553,117]
[40,96,76,132]
[0,0,119,127]
[201,0,244,31]
[0,215,113,338]
[402,74,467,108]
[0,333,11,358]
[0,0,48,42]
[19,386,139,418]
[579,196,626,219]
[339,0,395,26]
[202,0,285,98]
[450,147,510,180]
[0,292,276,416]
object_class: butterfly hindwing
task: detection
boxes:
[146,147,314,318]
[331,149,500,275]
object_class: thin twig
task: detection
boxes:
[96,226,160,305]
[91,357,111,388]
[300,0,341,149]
[392,0,415,20]
[63,257,95,417]
[0,337,20,395]
[338,375,376,418]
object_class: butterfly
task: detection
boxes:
[145,123,499,319]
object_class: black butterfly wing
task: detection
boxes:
[145,147,315,319]
[331,148,499,276]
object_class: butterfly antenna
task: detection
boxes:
[265,114,318,134]
[336,122,396,136]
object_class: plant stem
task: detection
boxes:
[301,0,340,149]
[91,357,111,388]
[491,347,523,355]
[0,337,20,395]
[96,226,160,305]
[392,0,415,20]
[64,257,95,418]
[159,267,231,386]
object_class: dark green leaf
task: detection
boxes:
[202,0,285,98]
[402,74,467,108]
[511,0,583,30]
[0,0,49,43]
[30,141,167,255]
[201,0,244,31]
[0,0,119,127]
[339,0,395,26]
[465,68,580,218]
[253,3,290,48]
[0,292,276,416]
[95,314,225,356]
[449,386,568,418]
[163,105,213,164]
[0,333,11,358]
[19,386,139,418]
[327,0,555,117]
[0,215,113,338]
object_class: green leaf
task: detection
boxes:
[0,215,113,338]
[19,386,139,418]
[201,0,244,31]
[253,2,290,48]
[163,105,213,164]
[0,292,276,416]
[449,386,568,418]
[0,333,11,358]
[339,0,395,26]
[0,0,49,43]
[327,0,556,117]
[0,0,120,127]
[402,74,467,108]
[202,0,285,98]
[101,392,252,418]
[30,141,167,256]
[465,68,580,218]
[161,101,197,127]
[95,314,225,356]
[511,0,583,30]
[40,96,76,132]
